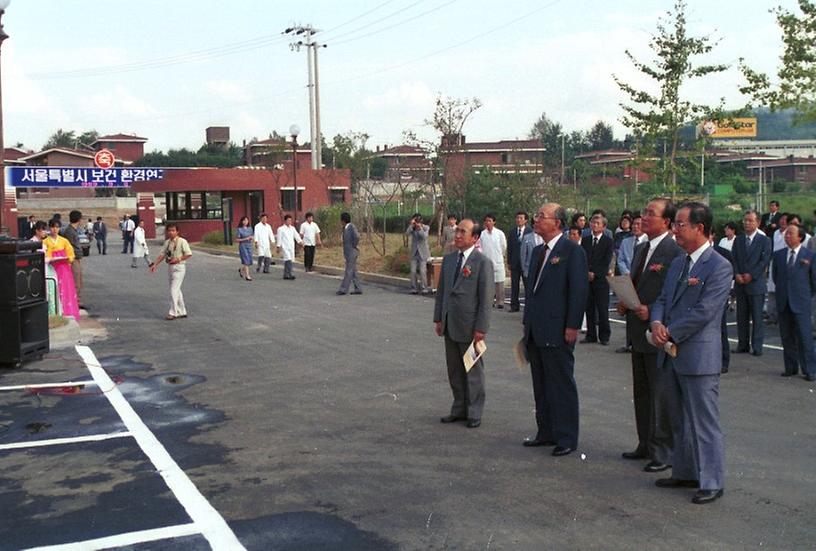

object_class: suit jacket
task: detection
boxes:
[519,232,543,279]
[581,233,614,284]
[342,223,359,260]
[732,233,772,295]
[626,236,684,353]
[507,226,533,270]
[405,223,431,261]
[760,211,780,233]
[433,249,493,343]
[772,246,816,315]
[93,221,107,238]
[523,236,589,347]
[651,246,733,375]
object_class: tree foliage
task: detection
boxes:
[135,143,243,167]
[740,0,816,123]
[613,0,729,194]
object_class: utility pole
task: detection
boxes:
[284,24,325,170]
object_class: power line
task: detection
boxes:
[319,0,429,42]
[329,0,460,46]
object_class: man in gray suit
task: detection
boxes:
[433,219,493,428]
[651,202,733,504]
[618,199,683,472]
[405,213,431,295]
[336,212,362,295]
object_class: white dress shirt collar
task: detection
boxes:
[460,245,476,264]
[688,241,711,269]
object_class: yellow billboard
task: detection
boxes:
[703,118,758,138]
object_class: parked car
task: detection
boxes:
[77,228,91,257]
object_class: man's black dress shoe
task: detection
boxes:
[580,338,597,344]
[655,478,698,488]
[599,340,609,346]
[644,461,671,473]
[622,449,647,460]
[350,290,363,295]
[751,350,763,357]
[721,367,729,373]
[732,348,749,354]
[336,291,347,295]
[440,415,466,423]
[509,307,520,312]
[552,446,575,457]
[692,489,724,504]
[615,346,632,353]
[466,419,481,428]
[780,372,798,377]
[523,438,556,447]
[804,374,816,382]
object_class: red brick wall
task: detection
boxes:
[97,142,145,163]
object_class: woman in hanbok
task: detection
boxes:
[236,216,254,281]
[43,219,80,320]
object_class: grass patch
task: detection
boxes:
[48,315,68,329]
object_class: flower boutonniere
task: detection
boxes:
[801,258,811,266]
[687,277,701,286]
[461,265,472,278]
[549,256,561,265]
[648,263,665,273]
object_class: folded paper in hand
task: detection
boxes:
[607,275,642,310]
[645,330,677,357]
[463,340,487,372]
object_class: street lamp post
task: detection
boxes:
[0,0,11,237]
[289,124,300,225]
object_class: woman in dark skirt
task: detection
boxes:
[236,216,254,281]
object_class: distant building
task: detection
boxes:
[90,133,148,163]
[713,139,816,159]
[243,137,312,168]
[746,156,816,189]
[205,126,230,148]
[442,135,547,184]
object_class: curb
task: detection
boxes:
[190,244,415,290]
[49,317,81,350]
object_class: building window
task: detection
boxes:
[330,189,346,204]
[281,190,303,211]
[166,191,222,220]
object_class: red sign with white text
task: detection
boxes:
[94,149,116,169]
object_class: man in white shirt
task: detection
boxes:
[299,211,322,273]
[131,219,150,268]
[122,216,135,254]
[277,214,303,280]
[479,214,507,309]
[253,213,276,273]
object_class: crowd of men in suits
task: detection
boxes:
[433,197,816,506]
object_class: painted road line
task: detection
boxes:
[0,381,99,392]
[75,345,246,551]
[24,523,200,551]
[608,318,784,351]
[0,432,132,452]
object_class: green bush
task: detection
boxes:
[386,247,411,274]
[314,204,346,246]
[202,230,225,245]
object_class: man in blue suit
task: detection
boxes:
[731,210,772,356]
[522,203,589,456]
[650,202,733,505]
[772,223,816,381]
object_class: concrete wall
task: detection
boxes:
[17,197,166,231]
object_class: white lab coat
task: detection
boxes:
[133,226,148,258]
[276,224,302,262]
[479,227,507,283]
[254,222,275,257]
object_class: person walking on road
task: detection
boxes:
[93,216,107,255]
[299,212,322,273]
[236,216,254,281]
[149,223,192,320]
[337,212,362,295]
[253,213,275,273]
[121,215,135,254]
[277,214,303,280]
[131,219,151,268]
[433,218,493,429]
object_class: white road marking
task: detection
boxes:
[0,432,131,451]
[24,523,200,551]
[0,381,98,392]
[75,345,245,551]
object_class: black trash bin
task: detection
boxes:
[0,239,49,367]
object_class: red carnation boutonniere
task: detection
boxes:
[648,263,665,273]
[801,258,811,266]
[461,265,472,278]
[549,256,561,265]
[687,277,701,286]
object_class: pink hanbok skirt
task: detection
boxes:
[51,250,80,320]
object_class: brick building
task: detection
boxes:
[746,156,816,188]
[90,133,147,163]
[442,136,547,184]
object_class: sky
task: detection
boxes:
[2,0,800,154]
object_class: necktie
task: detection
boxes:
[518,228,523,241]
[673,255,692,301]
[453,252,465,285]
[746,236,752,248]
[532,244,550,290]
[631,244,649,286]
[788,249,796,270]
[593,236,598,247]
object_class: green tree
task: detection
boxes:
[528,111,564,167]
[586,121,616,150]
[740,1,816,123]
[613,0,729,195]
[43,129,77,149]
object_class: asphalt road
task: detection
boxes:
[1,245,815,550]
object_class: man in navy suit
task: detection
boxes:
[522,203,589,456]
[507,211,533,312]
[773,223,816,381]
[732,210,772,356]
[581,214,614,345]
[651,202,733,504]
